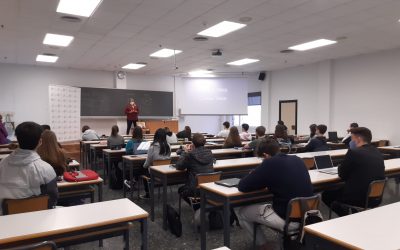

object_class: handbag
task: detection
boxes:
[63,170,99,182]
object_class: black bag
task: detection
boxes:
[109,162,123,190]
[208,211,223,230]
[166,204,182,237]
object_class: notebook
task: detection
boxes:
[137,141,151,151]
[314,155,338,175]
[215,178,241,188]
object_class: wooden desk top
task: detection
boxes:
[102,148,126,154]
[290,149,348,159]
[57,177,104,188]
[81,141,101,145]
[0,199,147,245]
[90,144,108,149]
[305,202,400,250]
[379,146,400,151]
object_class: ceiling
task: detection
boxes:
[0,0,399,75]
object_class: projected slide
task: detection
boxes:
[180,78,248,115]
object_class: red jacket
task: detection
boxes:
[125,104,139,121]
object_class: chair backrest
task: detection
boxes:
[302,158,315,170]
[7,241,57,250]
[2,195,49,215]
[286,195,320,221]
[153,159,172,166]
[366,178,387,208]
[196,172,222,187]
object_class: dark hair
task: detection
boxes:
[278,120,284,125]
[132,126,143,140]
[164,127,173,137]
[309,124,317,137]
[257,138,280,157]
[184,126,192,140]
[317,124,327,135]
[153,128,170,156]
[111,125,119,137]
[275,125,288,140]
[15,122,43,150]
[350,127,372,144]
[82,125,90,133]
[41,124,51,131]
[192,133,206,147]
[222,121,230,129]
[255,126,266,137]
[241,123,249,131]
[225,127,241,147]
[350,123,359,128]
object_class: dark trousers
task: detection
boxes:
[322,188,351,217]
[126,120,137,135]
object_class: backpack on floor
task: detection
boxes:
[208,210,223,230]
[166,204,182,237]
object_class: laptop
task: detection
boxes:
[328,131,339,143]
[215,178,241,188]
[314,155,338,175]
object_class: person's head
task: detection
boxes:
[241,123,249,132]
[164,127,172,136]
[82,125,90,133]
[256,138,280,158]
[192,133,206,148]
[228,126,240,138]
[316,124,327,136]
[255,126,266,138]
[278,120,284,126]
[309,124,317,137]
[15,122,43,150]
[184,126,191,138]
[0,115,3,122]
[347,122,359,132]
[129,98,135,105]
[111,125,119,137]
[350,127,372,147]
[153,128,170,155]
[222,121,230,129]
[275,124,287,139]
[41,124,51,131]
[132,126,143,140]
[37,130,65,175]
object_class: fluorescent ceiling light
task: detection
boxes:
[188,70,215,77]
[227,58,260,66]
[150,48,182,58]
[56,0,102,17]
[36,54,59,63]
[289,39,337,51]
[122,63,147,70]
[43,33,74,47]
[198,21,246,38]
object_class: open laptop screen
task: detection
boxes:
[314,155,334,169]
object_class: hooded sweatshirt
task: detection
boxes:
[0,149,58,215]
[82,129,100,141]
[176,146,214,190]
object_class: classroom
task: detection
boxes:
[1,0,400,249]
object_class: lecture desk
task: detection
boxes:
[199,158,400,250]
[80,140,100,169]
[304,201,400,250]
[57,177,103,203]
[0,199,148,250]
[378,145,400,158]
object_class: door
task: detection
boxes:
[279,100,298,135]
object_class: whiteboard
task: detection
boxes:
[180,78,248,115]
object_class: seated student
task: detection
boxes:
[274,123,291,146]
[276,120,288,132]
[0,115,10,145]
[165,127,178,144]
[237,138,313,248]
[216,121,230,138]
[223,126,242,148]
[342,123,359,149]
[141,128,171,199]
[240,123,252,141]
[37,130,67,177]
[107,125,124,149]
[309,124,317,141]
[244,126,266,152]
[176,133,213,208]
[81,125,100,141]
[177,126,192,141]
[126,126,147,155]
[322,127,385,217]
[304,124,329,152]
[0,122,58,214]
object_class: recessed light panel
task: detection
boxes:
[36,54,59,63]
[150,49,182,58]
[43,33,74,47]
[289,39,337,51]
[197,21,246,37]
[56,0,102,17]
[122,63,147,70]
[227,58,259,66]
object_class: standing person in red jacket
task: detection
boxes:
[125,98,139,135]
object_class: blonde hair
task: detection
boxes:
[37,130,67,176]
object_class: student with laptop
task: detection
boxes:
[126,126,147,155]
[237,138,313,248]
[223,126,242,148]
[107,125,124,149]
[0,122,58,214]
[322,127,385,217]
[304,124,329,152]
[240,123,252,141]
[245,126,266,155]
[81,125,100,141]
[216,121,230,138]
[176,133,214,209]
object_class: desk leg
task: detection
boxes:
[89,149,93,171]
[123,158,127,198]
[150,171,155,222]
[200,189,207,250]
[162,175,168,230]
[223,197,231,248]
[141,218,148,250]
[130,162,134,200]
[80,142,83,169]
[98,182,103,202]
[102,154,107,185]
[108,156,111,185]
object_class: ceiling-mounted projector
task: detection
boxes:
[212,49,222,56]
